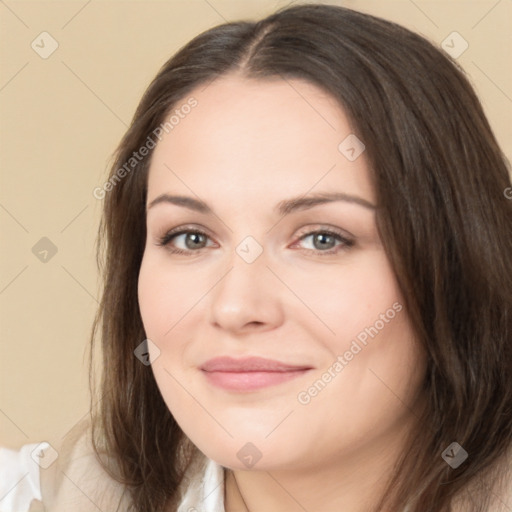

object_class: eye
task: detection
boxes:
[155,228,215,255]
[155,226,354,256]
[291,228,354,255]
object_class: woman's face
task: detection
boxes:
[138,74,426,471]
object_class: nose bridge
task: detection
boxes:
[214,235,268,306]
[207,234,283,331]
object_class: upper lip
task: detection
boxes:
[200,356,313,372]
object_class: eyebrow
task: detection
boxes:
[146,192,377,216]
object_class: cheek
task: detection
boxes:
[137,258,192,411]
[137,256,193,338]
[280,251,425,442]
[283,248,405,352]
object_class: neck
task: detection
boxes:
[224,418,414,512]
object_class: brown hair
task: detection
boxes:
[89,3,512,511]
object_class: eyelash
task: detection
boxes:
[155,226,354,256]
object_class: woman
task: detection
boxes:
[3,3,511,511]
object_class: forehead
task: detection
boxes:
[147,74,375,209]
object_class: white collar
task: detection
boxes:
[177,455,225,512]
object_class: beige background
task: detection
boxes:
[0,0,510,449]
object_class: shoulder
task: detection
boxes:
[1,420,225,512]
[0,441,47,512]
[38,417,131,512]
[451,448,512,512]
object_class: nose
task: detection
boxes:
[208,249,285,334]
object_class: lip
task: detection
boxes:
[200,356,313,392]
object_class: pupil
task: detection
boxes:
[186,233,205,249]
[314,233,334,250]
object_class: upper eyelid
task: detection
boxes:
[159,225,352,247]
[160,223,350,236]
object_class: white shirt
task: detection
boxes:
[0,441,225,512]
[0,443,44,512]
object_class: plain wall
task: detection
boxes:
[1,0,511,449]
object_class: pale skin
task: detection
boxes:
[137,73,428,511]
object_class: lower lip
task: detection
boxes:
[202,369,311,391]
